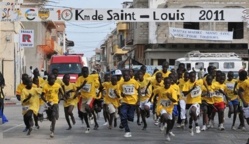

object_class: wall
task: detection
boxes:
[22,22,46,72]
[0,21,23,96]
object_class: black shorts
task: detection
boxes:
[201,101,213,115]
[47,104,59,121]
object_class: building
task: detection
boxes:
[122,0,249,67]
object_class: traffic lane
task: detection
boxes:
[1,104,249,144]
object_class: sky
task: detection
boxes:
[48,0,126,58]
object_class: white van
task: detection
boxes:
[174,51,245,77]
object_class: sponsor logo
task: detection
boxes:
[25,9,37,21]
[38,8,50,20]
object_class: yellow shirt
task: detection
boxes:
[42,83,61,104]
[137,78,151,102]
[103,82,121,108]
[213,82,227,103]
[154,70,171,78]
[63,83,78,107]
[16,83,37,95]
[76,75,99,99]
[182,80,203,104]
[21,88,41,115]
[120,79,140,105]
[201,84,215,104]
[225,79,238,101]
[154,86,177,114]
[238,79,249,103]
[150,78,164,90]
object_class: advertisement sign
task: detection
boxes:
[19,29,34,47]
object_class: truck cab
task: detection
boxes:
[49,55,83,83]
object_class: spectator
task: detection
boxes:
[0,72,5,114]
[198,67,204,79]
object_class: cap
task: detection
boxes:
[114,69,122,75]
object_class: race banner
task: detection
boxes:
[1,7,249,22]
[169,27,233,41]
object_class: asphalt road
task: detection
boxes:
[0,103,249,144]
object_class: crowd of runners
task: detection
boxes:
[16,62,249,142]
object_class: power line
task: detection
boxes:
[66,31,111,34]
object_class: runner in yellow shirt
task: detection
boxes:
[212,73,227,131]
[41,74,63,138]
[75,66,100,133]
[154,61,171,79]
[101,75,121,129]
[182,71,203,135]
[176,72,189,128]
[147,72,164,124]
[137,70,152,130]
[140,65,151,80]
[225,71,240,130]
[153,77,177,142]
[62,74,78,130]
[119,70,141,138]
[238,70,249,127]
[21,79,41,136]
[200,75,215,131]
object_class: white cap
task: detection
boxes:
[114,69,122,75]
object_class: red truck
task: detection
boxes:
[49,55,83,83]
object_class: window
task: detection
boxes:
[158,59,166,65]
[169,59,175,65]
[224,62,234,69]
[228,22,244,39]
[195,62,204,69]
[186,63,191,71]
[183,22,199,30]
[209,62,219,69]
[50,63,82,74]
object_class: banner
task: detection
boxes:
[169,27,233,41]
[19,29,34,47]
[1,7,249,22]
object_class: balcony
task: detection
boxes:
[113,45,128,55]
[37,39,55,55]
[117,22,128,32]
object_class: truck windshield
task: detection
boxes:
[50,63,81,74]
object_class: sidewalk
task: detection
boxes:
[4,97,21,106]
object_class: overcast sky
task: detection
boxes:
[52,0,126,58]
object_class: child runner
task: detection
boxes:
[101,73,111,126]
[182,71,203,136]
[75,66,100,133]
[41,74,63,138]
[21,79,40,135]
[119,69,141,138]
[153,77,177,141]
[201,75,214,131]
[101,75,121,129]
[137,70,152,130]
[225,71,240,130]
[62,74,78,130]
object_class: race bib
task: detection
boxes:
[160,100,172,107]
[226,83,234,91]
[141,88,146,97]
[190,86,202,98]
[22,106,29,111]
[108,89,117,99]
[214,90,224,98]
[82,84,91,93]
[123,85,135,95]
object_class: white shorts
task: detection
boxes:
[243,106,249,119]
[160,109,172,120]
[139,100,151,110]
[38,104,48,114]
[80,98,94,113]
[189,103,200,116]
[107,104,119,118]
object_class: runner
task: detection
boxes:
[21,79,40,135]
[41,74,63,138]
[62,74,77,130]
[119,69,141,138]
[153,77,177,141]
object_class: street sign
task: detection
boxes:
[19,29,34,47]
[0,8,249,23]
